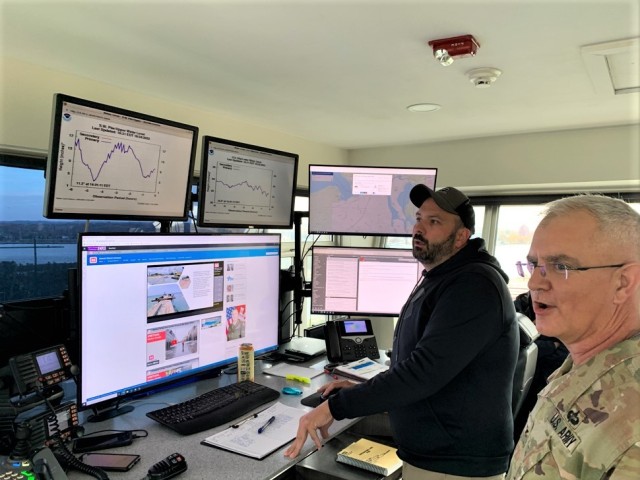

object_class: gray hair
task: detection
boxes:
[540,194,640,260]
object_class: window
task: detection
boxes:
[0,163,156,302]
[385,206,486,249]
[493,205,546,299]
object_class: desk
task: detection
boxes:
[68,357,357,480]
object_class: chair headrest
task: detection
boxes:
[516,313,540,345]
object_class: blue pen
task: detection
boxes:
[258,415,276,434]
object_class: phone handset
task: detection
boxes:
[144,453,187,480]
[324,321,343,363]
[31,447,69,480]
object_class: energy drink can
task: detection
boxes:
[238,343,254,382]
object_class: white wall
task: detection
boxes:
[2,57,638,193]
[0,57,348,176]
[348,125,640,194]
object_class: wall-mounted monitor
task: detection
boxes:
[44,93,198,221]
[311,246,422,317]
[308,165,437,236]
[197,136,298,228]
[77,232,281,420]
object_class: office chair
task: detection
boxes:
[512,313,540,421]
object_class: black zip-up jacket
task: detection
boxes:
[328,238,519,476]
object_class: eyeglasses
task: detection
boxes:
[515,261,626,280]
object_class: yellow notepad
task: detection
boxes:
[336,438,402,476]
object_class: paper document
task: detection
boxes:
[334,357,389,381]
[201,402,306,459]
[262,363,323,379]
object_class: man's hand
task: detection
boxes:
[318,379,355,396]
[284,400,334,458]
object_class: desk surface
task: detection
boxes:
[68,357,356,480]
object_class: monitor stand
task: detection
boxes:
[86,402,134,423]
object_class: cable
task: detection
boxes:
[50,436,109,480]
[41,392,110,479]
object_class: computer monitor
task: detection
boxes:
[308,165,437,236]
[77,232,281,421]
[311,246,422,317]
[44,93,198,221]
[197,136,298,228]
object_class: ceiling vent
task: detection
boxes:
[581,38,639,95]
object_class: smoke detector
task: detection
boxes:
[467,67,502,88]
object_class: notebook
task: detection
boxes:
[284,336,326,359]
[336,437,402,476]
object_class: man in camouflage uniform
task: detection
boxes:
[507,194,640,480]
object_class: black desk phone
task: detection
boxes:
[324,318,380,363]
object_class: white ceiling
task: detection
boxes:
[2,0,639,150]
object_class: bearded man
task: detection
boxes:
[286,185,519,480]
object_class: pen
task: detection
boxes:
[258,415,276,434]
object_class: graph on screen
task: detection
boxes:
[71,132,160,193]
[213,162,272,207]
[197,136,298,228]
[44,94,198,220]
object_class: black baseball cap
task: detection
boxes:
[410,185,475,234]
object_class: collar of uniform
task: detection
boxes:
[543,336,640,410]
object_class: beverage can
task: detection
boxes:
[238,343,254,382]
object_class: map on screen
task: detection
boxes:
[308,165,437,236]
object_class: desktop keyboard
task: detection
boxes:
[146,381,280,435]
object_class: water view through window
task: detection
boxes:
[0,165,155,302]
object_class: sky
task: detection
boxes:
[0,166,47,221]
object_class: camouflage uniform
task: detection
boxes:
[507,335,640,480]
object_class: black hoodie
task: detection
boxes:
[328,238,519,476]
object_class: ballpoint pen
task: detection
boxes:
[258,415,276,434]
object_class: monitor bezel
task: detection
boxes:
[310,245,421,317]
[308,164,438,237]
[44,93,199,221]
[197,135,299,229]
[76,231,282,416]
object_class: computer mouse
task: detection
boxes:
[300,388,342,408]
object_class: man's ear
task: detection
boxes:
[455,227,471,248]
[613,263,640,304]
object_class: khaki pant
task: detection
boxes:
[402,462,505,480]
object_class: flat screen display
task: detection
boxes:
[311,246,422,317]
[308,165,437,236]
[77,233,281,412]
[197,136,298,228]
[44,93,198,221]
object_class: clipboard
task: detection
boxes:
[200,402,306,459]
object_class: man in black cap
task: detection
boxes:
[286,185,518,480]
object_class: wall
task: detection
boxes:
[0,57,348,176]
[3,58,638,192]
[348,125,640,194]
